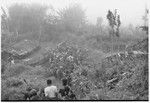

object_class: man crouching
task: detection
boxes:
[44,79,58,100]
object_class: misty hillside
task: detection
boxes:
[1,2,148,101]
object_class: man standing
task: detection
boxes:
[44,79,58,100]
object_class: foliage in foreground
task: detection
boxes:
[40,39,148,100]
[1,38,148,100]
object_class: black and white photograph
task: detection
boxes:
[1,0,149,101]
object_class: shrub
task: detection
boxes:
[1,87,26,100]
[5,78,23,87]
[81,69,88,76]
[42,41,91,78]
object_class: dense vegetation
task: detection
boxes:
[1,3,148,101]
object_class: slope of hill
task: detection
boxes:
[1,37,148,100]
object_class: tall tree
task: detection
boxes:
[107,9,121,37]
[1,7,8,31]
[57,4,86,33]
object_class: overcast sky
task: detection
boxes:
[1,0,149,26]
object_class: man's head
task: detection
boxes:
[47,79,52,86]
[62,79,68,86]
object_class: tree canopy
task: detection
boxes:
[8,3,48,34]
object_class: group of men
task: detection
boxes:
[24,78,76,100]
[45,78,76,100]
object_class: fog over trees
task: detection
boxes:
[1,1,148,101]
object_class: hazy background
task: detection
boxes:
[1,0,149,26]
[1,0,149,101]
